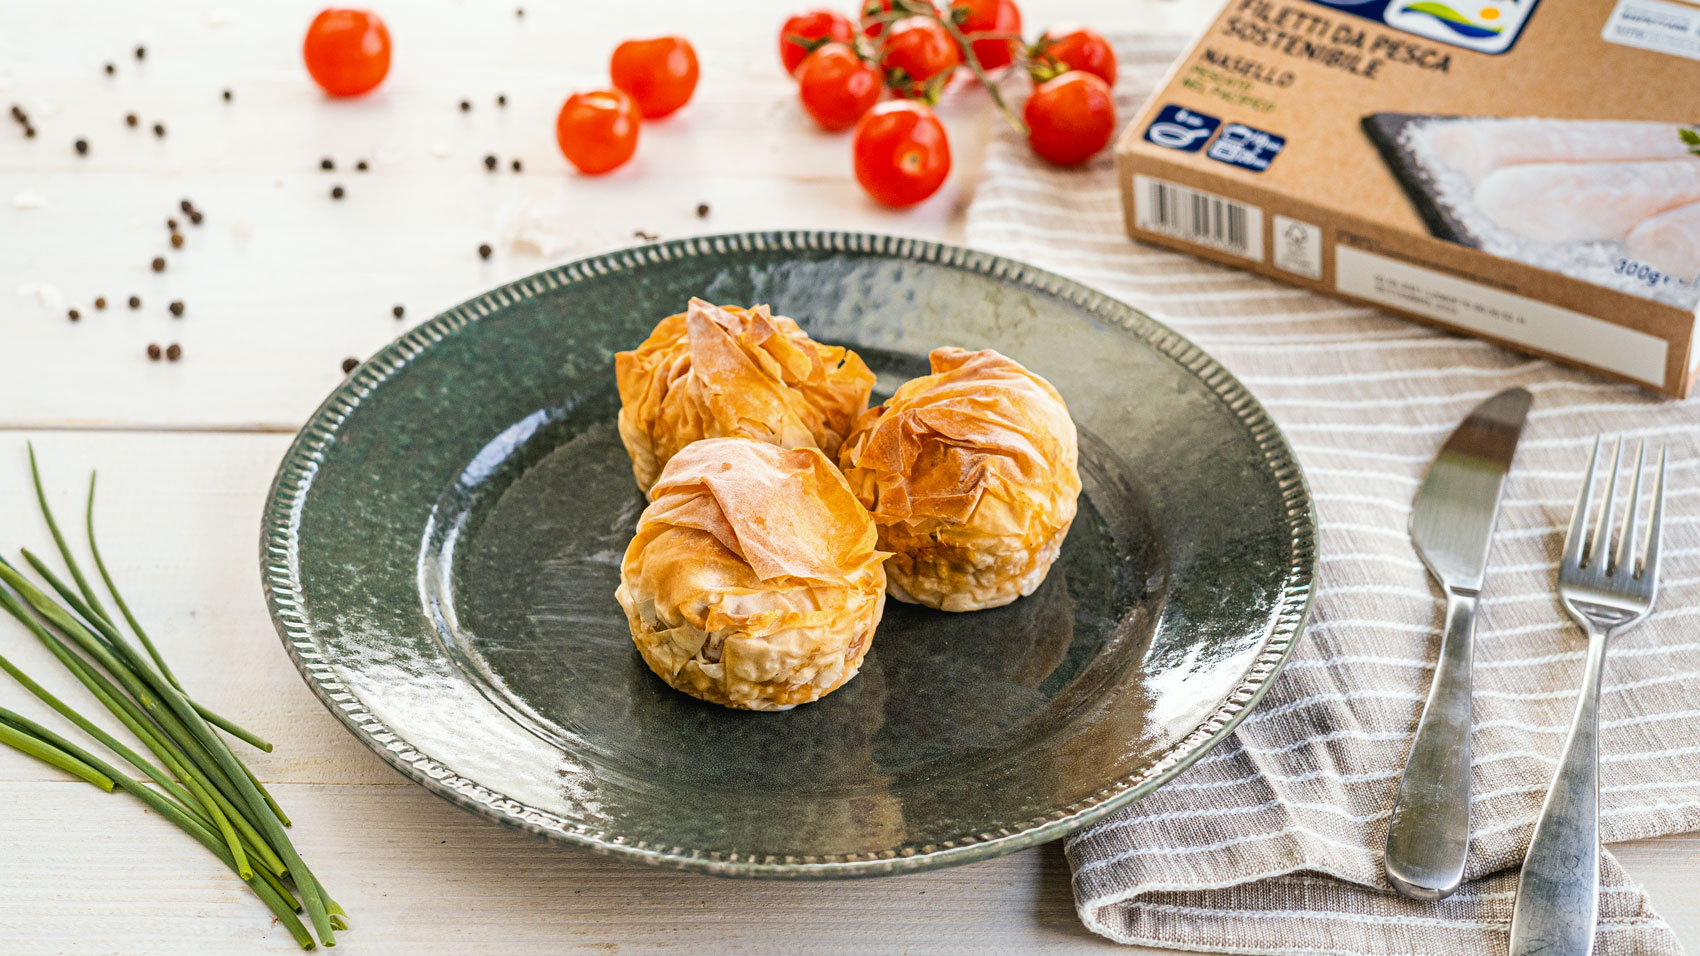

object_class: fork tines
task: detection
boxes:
[1563,436,1667,589]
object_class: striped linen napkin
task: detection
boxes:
[965,34,1700,956]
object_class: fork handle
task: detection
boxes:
[1384,587,1476,900]
[1510,629,1608,956]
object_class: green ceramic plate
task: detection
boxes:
[262,231,1315,878]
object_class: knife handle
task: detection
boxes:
[1384,588,1476,900]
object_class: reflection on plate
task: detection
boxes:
[263,231,1315,878]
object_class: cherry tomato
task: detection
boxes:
[1023,71,1115,166]
[780,10,854,75]
[556,90,641,174]
[951,0,1022,72]
[797,44,882,131]
[853,100,951,207]
[302,9,391,97]
[1031,24,1117,86]
[880,18,961,99]
[860,0,898,37]
[610,36,699,119]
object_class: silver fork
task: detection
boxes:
[1509,437,1667,956]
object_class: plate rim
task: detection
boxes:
[260,230,1317,879]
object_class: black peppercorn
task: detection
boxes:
[167,217,178,230]
[74,138,89,155]
[147,343,161,360]
[696,202,710,218]
[459,99,471,112]
[320,157,334,170]
[497,94,507,107]
[392,305,405,319]
[511,159,523,172]
[153,122,165,137]
[165,343,181,361]
[94,297,107,310]
[168,300,184,317]
[126,113,139,127]
[128,295,141,309]
[188,210,203,225]
[331,185,345,199]
[67,309,80,321]
[355,159,368,171]
[342,357,359,374]
[105,63,117,76]
[484,154,497,171]
[135,45,146,61]
[151,256,165,272]
[478,243,493,260]
[222,89,232,102]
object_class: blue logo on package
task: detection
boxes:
[1144,105,1220,152]
[1307,0,1541,55]
[1207,123,1285,172]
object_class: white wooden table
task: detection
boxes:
[2,2,1695,952]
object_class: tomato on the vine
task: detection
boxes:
[798,44,883,131]
[860,0,898,37]
[880,18,961,100]
[853,100,951,207]
[610,37,699,119]
[1023,71,1114,166]
[951,0,1022,72]
[556,90,641,174]
[1030,24,1117,86]
[302,9,391,97]
[780,10,855,75]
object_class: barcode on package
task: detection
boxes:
[1134,175,1264,261]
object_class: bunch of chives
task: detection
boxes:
[0,447,346,950]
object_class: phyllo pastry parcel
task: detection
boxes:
[614,298,875,495]
[614,438,890,711]
[838,347,1080,612]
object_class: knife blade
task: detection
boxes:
[1384,386,1531,901]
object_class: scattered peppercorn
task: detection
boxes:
[320,157,334,170]
[511,159,522,172]
[355,159,369,171]
[166,344,182,361]
[147,343,162,360]
[459,99,471,112]
[188,210,203,225]
[168,300,184,317]
[8,105,23,122]
[22,126,35,138]
[128,295,141,309]
[105,63,117,76]
[483,154,497,171]
[67,309,80,321]
[74,138,89,156]
[331,185,345,199]
[696,202,710,218]
[342,357,359,374]
[477,243,493,260]
[166,217,178,230]
[392,305,405,319]
[222,89,233,102]
[170,232,184,249]
[94,297,107,310]
[496,94,507,107]
[152,122,165,138]
[125,113,139,127]
[516,7,525,17]
[151,256,165,272]
[135,45,146,60]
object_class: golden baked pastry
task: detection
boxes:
[614,298,875,495]
[614,438,889,711]
[838,347,1081,612]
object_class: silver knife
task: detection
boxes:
[1384,386,1531,900]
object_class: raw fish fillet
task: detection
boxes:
[1626,202,1700,283]
[1474,160,1700,242]
[1427,119,1694,185]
